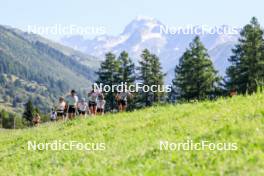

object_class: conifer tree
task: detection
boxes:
[138,49,165,106]
[117,51,136,110]
[150,54,165,102]
[117,51,136,85]
[22,100,35,122]
[97,52,120,111]
[0,110,8,128]
[226,17,264,94]
[172,36,220,100]
[138,49,152,106]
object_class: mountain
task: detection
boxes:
[0,25,99,113]
[61,16,239,82]
[14,29,101,69]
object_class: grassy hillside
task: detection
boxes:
[0,94,264,175]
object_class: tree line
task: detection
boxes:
[97,17,264,110]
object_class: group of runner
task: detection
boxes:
[49,86,132,121]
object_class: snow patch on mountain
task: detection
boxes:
[60,16,239,83]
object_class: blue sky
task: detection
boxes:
[1,0,263,40]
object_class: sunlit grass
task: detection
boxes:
[0,94,264,175]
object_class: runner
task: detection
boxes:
[32,113,41,126]
[97,94,105,115]
[230,88,237,97]
[88,86,100,116]
[116,90,132,112]
[77,98,88,117]
[65,90,78,120]
[50,108,57,121]
[56,97,66,121]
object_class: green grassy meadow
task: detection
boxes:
[0,94,264,175]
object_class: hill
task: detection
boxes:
[11,27,100,68]
[0,94,263,175]
[0,25,100,113]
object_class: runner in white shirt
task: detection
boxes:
[77,98,88,117]
[65,90,78,120]
[88,90,98,116]
[88,85,102,116]
[57,97,66,120]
